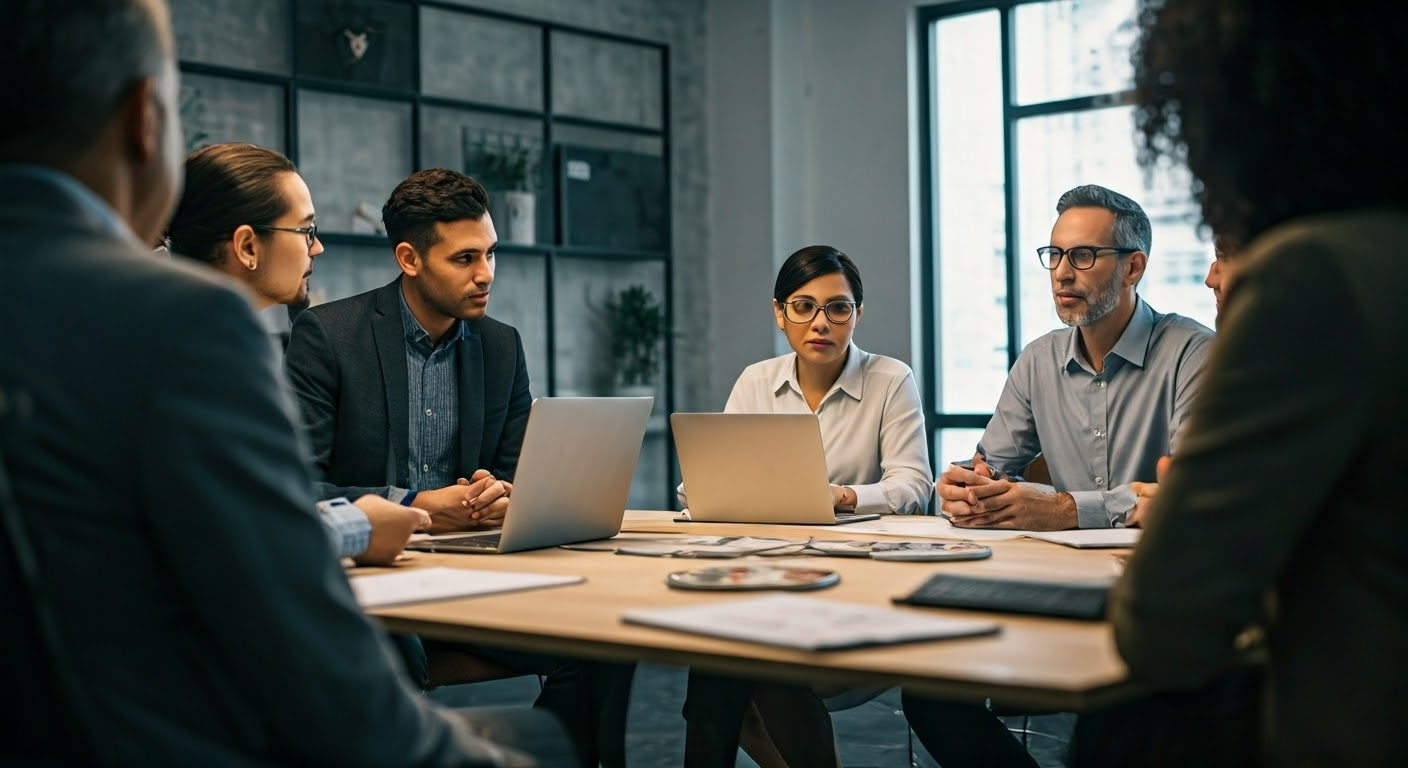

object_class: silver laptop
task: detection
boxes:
[672,413,881,525]
[407,396,652,554]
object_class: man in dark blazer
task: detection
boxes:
[285,169,530,532]
[0,1,567,765]
[284,169,631,768]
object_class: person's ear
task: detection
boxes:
[773,299,785,331]
[1125,250,1148,287]
[394,241,420,277]
[231,224,259,271]
[853,303,864,324]
[118,77,162,164]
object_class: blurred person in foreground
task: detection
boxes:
[0,1,568,764]
[1112,1,1408,765]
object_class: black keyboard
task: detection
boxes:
[895,573,1109,620]
[406,533,502,552]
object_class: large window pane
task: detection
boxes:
[932,10,1009,414]
[1014,105,1209,347]
[1014,0,1137,105]
[937,429,987,468]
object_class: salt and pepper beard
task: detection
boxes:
[1056,266,1122,327]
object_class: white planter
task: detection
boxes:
[502,191,536,245]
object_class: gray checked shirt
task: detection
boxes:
[976,298,1215,528]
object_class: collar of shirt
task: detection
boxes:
[770,343,866,407]
[1061,297,1157,375]
[398,287,467,353]
[2,163,141,247]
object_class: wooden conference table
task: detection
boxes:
[359,512,1138,712]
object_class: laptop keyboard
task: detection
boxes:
[896,573,1109,620]
[414,533,502,550]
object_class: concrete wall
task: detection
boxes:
[703,0,937,409]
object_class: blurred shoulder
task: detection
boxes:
[1248,206,1408,278]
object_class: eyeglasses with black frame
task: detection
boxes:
[780,299,860,324]
[1036,245,1140,271]
[251,223,319,249]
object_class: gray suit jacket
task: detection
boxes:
[0,166,516,766]
[283,279,533,500]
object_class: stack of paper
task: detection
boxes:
[621,594,1000,650]
[1022,529,1141,549]
[351,566,583,609]
[800,517,1026,541]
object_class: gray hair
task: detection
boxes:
[0,0,173,162]
[1055,184,1153,254]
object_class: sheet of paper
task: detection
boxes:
[1022,529,1141,548]
[621,594,1000,651]
[351,566,583,609]
[615,536,799,557]
[796,516,1026,541]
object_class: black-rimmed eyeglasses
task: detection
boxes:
[1036,245,1139,271]
[252,223,319,249]
[780,299,859,324]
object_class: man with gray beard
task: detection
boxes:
[906,185,1215,768]
[936,184,1214,534]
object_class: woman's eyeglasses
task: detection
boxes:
[781,299,859,324]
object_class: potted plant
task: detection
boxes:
[605,284,671,395]
[461,128,541,245]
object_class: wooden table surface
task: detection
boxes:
[359,512,1138,711]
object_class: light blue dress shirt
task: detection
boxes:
[977,298,1214,528]
[316,498,372,558]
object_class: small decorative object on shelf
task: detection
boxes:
[351,201,384,235]
[461,128,542,245]
[605,284,672,395]
[330,7,381,72]
[342,27,372,63]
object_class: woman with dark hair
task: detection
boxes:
[681,245,932,767]
[1111,1,1408,764]
[166,142,323,309]
[679,244,932,515]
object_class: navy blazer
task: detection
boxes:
[284,277,533,500]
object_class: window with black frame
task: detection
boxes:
[916,0,1213,469]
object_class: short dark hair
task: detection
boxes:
[382,169,491,255]
[1133,0,1408,245]
[774,245,864,305]
[0,0,172,162]
[166,144,299,266]
[1055,184,1153,254]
